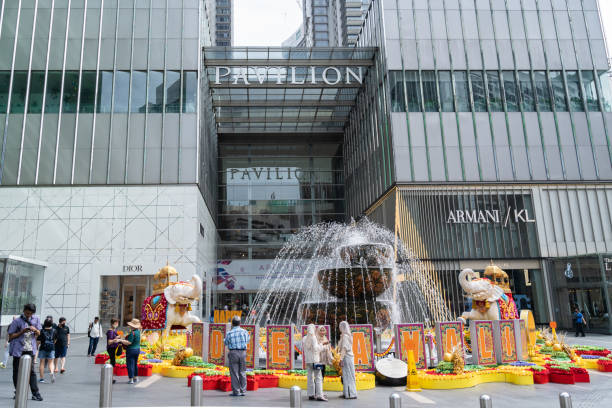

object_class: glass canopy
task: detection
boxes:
[203,47,377,133]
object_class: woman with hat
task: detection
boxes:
[119,319,141,384]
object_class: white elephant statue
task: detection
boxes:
[141,274,202,340]
[457,268,506,323]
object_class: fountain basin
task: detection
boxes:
[317,267,392,298]
[338,243,394,267]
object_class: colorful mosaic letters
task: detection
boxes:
[266,325,294,370]
[469,320,497,366]
[435,321,465,359]
[208,323,228,365]
[395,323,426,369]
[350,324,375,372]
[493,319,522,364]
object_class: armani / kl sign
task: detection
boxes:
[214,66,364,85]
[446,208,535,226]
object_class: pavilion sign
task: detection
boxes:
[214,66,364,86]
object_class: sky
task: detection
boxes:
[235,0,612,56]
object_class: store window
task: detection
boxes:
[0,259,45,317]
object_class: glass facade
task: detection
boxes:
[218,137,345,260]
[0,258,45,318]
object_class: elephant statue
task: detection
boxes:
[457,268,507,323]
[141,274,202,340]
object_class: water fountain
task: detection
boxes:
[246,219,450,338]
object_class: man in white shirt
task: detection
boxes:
[87,317,103,357]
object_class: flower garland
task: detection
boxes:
[374,338,395,357]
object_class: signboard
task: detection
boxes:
[242,324,258,369]
[208,323,228,366]
[266,325,293,370]
[213,66,364,86]
[435,321,465,360]
[350,324,375,372]
[213,310,242,323]
[191,323,204,357]
[394,323,426,369]
[445,208,535,225]
[493,320,521,364]
[301,325,331,369]
[469,320,497,366]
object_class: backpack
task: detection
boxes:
[88,323,92,338]
[41,329,55,352]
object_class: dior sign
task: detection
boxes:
[214,66,364,85]
[446,208,535,226]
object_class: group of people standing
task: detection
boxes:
[303,321,357,402]
[103,318,142,385]
[4,304,70,402]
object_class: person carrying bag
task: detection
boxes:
[303,324,327,402]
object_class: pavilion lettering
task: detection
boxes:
[228,167,303,181]
[214,66,363,85]
[446,208,535,225]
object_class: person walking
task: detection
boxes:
[223,316,250,397]
[303,324,326,402]
[574,308,587,337]
[119,319,141,384]
[338,321,357,399]
[7,304,43,401]
[106,319,122,384]
[37,318,57,384]
[87,317,103,356]
[53,317,70,374]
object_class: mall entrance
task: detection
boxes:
[100,276,152,326]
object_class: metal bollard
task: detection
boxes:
[191,376,203,406]
[389,393,402,408]
[559,392,572,408]
[99,363,113,408]
[289,385,301,408]
[479,394,492,408]
[15,354,32,408]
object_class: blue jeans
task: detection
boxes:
[126,348,139,379]
[87,337,99,355]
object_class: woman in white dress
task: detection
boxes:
[338,321,357,399]
[303,324,327,401]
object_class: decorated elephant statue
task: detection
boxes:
[141,273,202,340]
[457,268,507,323]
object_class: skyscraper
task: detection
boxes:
[302,0,371,47]
[207,0,234,46]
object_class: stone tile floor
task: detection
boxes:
[0,333,611,407]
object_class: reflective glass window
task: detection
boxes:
[148,70,163,113]
[10,71,28,113]
[165,70,181,113]
[486,71,503,112]
[534,71,552,112]
[79,71,97,113]
[422,71,438,112]
[566,71,585,112]
[439,71,454,112]
[131,71,147,113]
[96,71,113,113]
[581,70,600,112]
[549,71,568,112]
[0,72,9,113]
[502,71,519,112]
[405,71,421,112]
[183,71,197,113]
[518,71,536,111]
[599,71,612,112]
[470,71,487,112]
[28,71,45,114]
[63,71,79,113]
[113,71,130,113]
[390,71,405,112]
[45,71,62,113]
[454,71,470,112]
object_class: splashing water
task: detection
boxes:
[246,219,450,337]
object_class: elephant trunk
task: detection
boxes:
[458,268,476,293]
[189,274,203,299]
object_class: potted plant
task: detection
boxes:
[247,372,259,391]
[113,364,128,377]
[597,357,612,372]
[570,366,589,383]
[95,352,110,364]
[530,366,549,384]
[548,365,574,384]
[217,375,232,392]
[137,363,153,377]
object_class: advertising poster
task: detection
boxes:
[208,323,228,366]
[349,324,375,372]
[394,323,426,369]
[266,325,293,370]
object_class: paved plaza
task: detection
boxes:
[1,334,612,408]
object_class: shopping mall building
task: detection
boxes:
[0,0,611,334]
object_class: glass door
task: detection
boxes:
[121,284,147,326]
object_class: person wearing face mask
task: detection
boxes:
[7,304,43,402]
[53,317,70,374]
[338,321,357,399]
[303,324,327,402]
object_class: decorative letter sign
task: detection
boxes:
[493,319,522,364]
[266,325,293,370]
[301,325,330,369]
[395,323,426,369]
[208,323,227,365]
[435,321,464,360]
[191,323,204,357]
[350,324,375,372]
[242,324,258,369]
[469,321,497,366]
[519,320,529,360]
